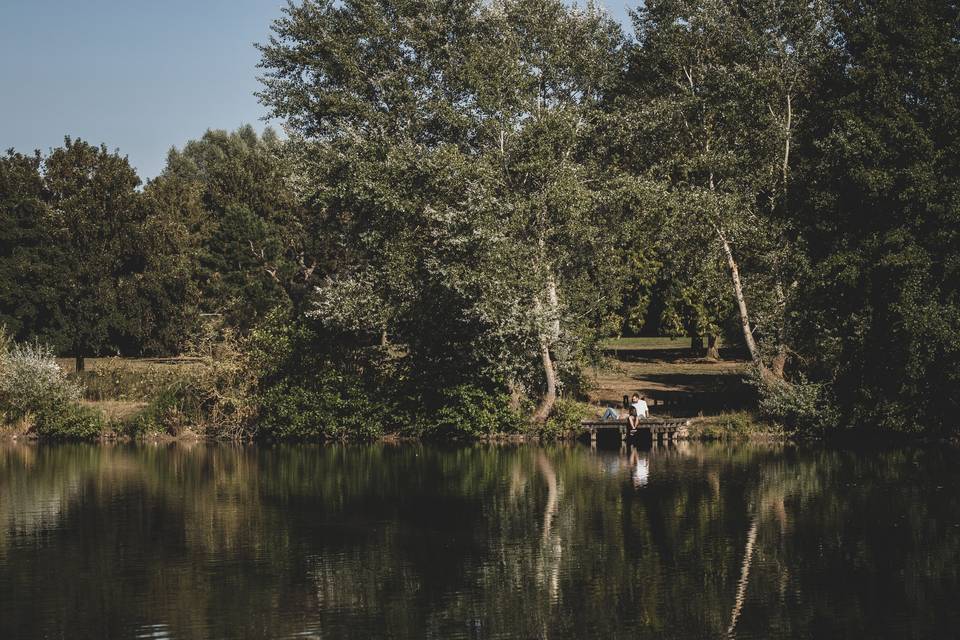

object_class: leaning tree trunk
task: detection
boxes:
[532,339,558,423]
[716,228,777,382]
[706,334,720,360]
[532,277,561,423]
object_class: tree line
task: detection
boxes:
[2,0,957,437]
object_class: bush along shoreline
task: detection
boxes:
[2,322,792,444]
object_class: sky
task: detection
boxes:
[0,1,635,181]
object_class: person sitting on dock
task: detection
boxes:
[600,406,621,421]
[627,393,649,430]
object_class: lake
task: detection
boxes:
[1,441,959,639]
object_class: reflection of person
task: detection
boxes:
[629,447,650,488]
[627,393,649,430]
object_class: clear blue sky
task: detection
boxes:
[0,1,635,181]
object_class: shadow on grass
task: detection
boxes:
[602,346,749,364]
[597,371,756,417]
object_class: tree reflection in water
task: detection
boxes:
[1,441,959,639]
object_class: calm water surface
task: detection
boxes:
[1,441,959,639]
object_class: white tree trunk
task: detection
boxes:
[532,338,558,423]
[533,276,561,423]
[716,227,771,379]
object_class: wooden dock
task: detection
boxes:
[580,417,690,443]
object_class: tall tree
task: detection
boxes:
[258,0,630,420]
[158,126,322,331]
[618,0,831,380]
[42,138,144,371]
[0,151,55,343]
[792,0,960,433]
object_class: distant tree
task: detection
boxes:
[0,151,56,343]
[159,126,321,331]
[126,174,204,354]
[42,138,143,371]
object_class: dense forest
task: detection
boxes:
[1,0,958,439]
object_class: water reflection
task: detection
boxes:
[1,441,959,639]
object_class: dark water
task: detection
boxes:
[1,441,959,640]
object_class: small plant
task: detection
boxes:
[542,398,592,439]
[33,403,105,441]
[0,340,82,424]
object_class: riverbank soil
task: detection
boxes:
[586,337,753,418]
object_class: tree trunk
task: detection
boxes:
[74,338,85,372]
[691,335,702,354]
[532,338,557,423]
[716,228,772,380]
[706,334,720,360]
[532,275,562,423]
[507,379,524,413]
[771,344,788,378]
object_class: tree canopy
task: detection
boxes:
[2,0,958,436]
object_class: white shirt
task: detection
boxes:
[632,400,649,418]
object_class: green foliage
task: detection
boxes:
[0,335,105,440]
[127,386,182,436]
[788,0,960,436]
[415,383,525,439]
[249,311,392,441]
[692,411,772,439]
[256,374,385,442]
[541,398,592,440]
[41,138,144,368]
[259,0,633,422]
[754,374,837,437]
[33,403,105,441]
[159,125,323,332]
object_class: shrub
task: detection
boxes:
[249,311,392,441]
[33,403,105,441]
[542,398,592,439]
[121,319,260,438]
[257,376,386,441]
[74,357,202,401]
[417,383,524,438]
[754,371,837,436]
[0,340,81,423]
[692,411,773,439]
[126,386,184,436]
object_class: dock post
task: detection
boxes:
[589,427,597,448]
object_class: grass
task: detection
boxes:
[58,357,204,401]
[48,358,203,436]
[687,411,783,439]
[79,399,148,423]
[585,336,756,421]
[602,336,702,350]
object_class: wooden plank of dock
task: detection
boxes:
[579,417,690,443]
